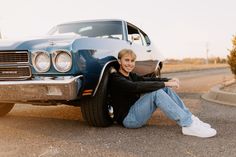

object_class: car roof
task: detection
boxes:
[58,19,127,26]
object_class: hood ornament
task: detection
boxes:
[49,40,56,46]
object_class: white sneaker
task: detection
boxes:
[182,120,217,138]
[192,115,211,128]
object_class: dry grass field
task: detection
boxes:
[162,63,229,73]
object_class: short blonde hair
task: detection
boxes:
[118,49,137,60]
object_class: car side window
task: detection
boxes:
[139,30,151,46]
[127,24,144,46]
[139,31,147,46]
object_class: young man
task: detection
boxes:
[109,49,216,138]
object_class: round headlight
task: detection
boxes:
[52,50,72,72]
[32,51,51,72]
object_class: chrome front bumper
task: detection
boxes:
[0,76,83,102]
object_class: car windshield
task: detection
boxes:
[48,21,124,40]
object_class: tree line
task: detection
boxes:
[165,57,227,64]
[228,36,236,78]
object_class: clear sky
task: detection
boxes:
[0,0,235,59]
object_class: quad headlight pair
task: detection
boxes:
[32,50,72,73]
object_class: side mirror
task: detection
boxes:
[131,34,140,41]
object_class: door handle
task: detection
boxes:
[146,49,152,52]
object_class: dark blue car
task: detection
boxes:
[0,19,164,126]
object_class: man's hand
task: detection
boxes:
[169,78,180,84]
[164,78,180,88]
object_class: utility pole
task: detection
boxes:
[206,42,209,64]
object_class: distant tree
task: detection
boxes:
[227,36,236,78]
[208,57,226,64]
[221,58,227,64]
[215,57,221,64]
[182,58,205,64]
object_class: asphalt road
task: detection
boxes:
[0,68,235,157]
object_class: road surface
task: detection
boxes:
[0,68,235,157]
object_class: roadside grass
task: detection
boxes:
[162,63,229,73]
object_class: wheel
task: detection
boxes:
[146,67,161,78]
[0,103,15,116]
[154,67,161,78]
[81,67,113,127]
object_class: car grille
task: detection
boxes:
[0,51,31,80]
[0,51,29,63]
[0,66,31,79]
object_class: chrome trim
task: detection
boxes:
[32,50,51,73]
[0,75,82,85]
[0,65,32,80]
[0,75,83,101]
[92,60,117,96]
[0,51,29,64]
[51,49,72,73]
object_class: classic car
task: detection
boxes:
[0,19,164,126]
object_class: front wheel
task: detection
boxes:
[0,103,15,116]
[81,67,113,127]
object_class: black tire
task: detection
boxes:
[0,103,14,116]
[154,67,161,78]
[146,67,161,78]
[81,67,113,127]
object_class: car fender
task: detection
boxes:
[92,59,118,96]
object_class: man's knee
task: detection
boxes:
[152,88,166,97]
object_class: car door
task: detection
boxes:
[126,23,157,76]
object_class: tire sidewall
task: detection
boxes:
[81,67,113,127]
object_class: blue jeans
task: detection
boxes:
[123,87,192,128]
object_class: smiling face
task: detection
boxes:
[118,53,136,76]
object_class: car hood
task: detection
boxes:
[0,34,81,51]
